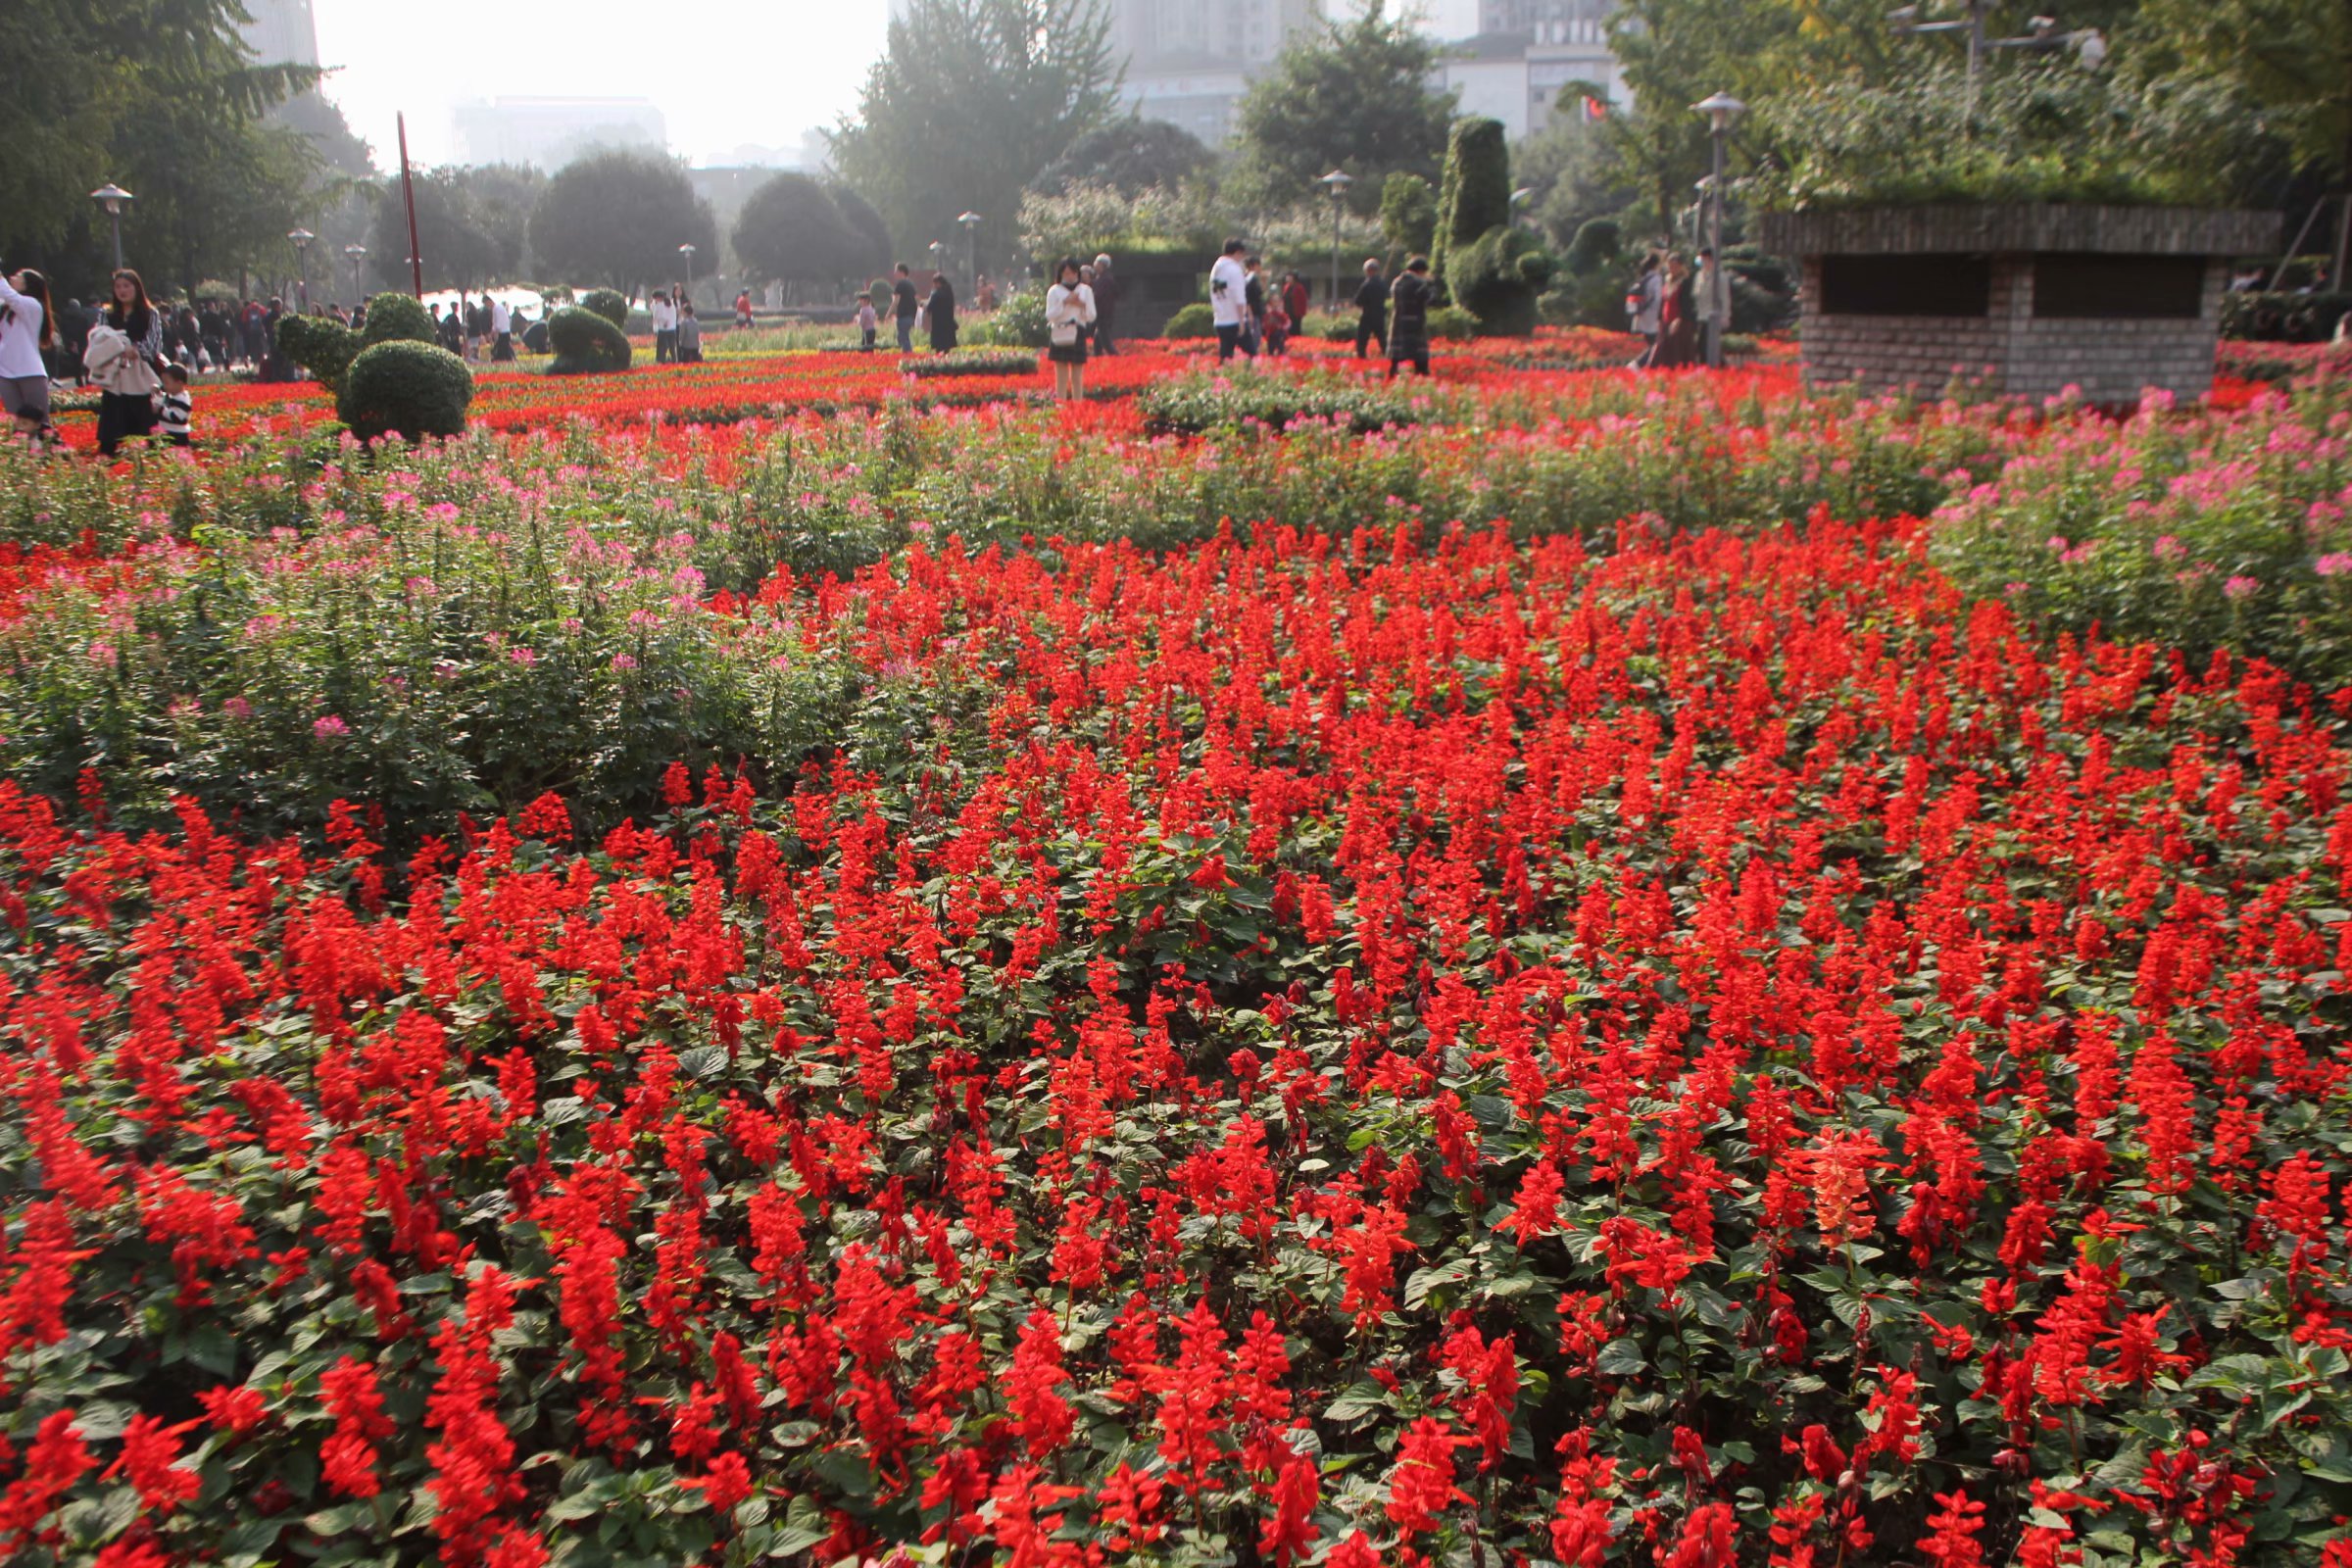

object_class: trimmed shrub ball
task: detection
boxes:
[546,306,632,374]
[337,340,474,442]
[360,291,436,347]
[275,315,363,393]
[580,289,630,329]
[1162,302,1214,340]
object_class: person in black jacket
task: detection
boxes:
[892,263,919,354]
[1352,258,1389,360]
[1387,255,1432,379]
[924,272,958,354]
[1089,252,1118,356]
[1242,255,1267,356]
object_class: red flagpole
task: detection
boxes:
[398,112,424,299]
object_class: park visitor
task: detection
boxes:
[734,288,754,328]
[91,269,165,455]
[857,292,879,351]
[157,363,193,447]
[651,288,678,364]
[1281,270,1311,341]
[677,302,704,364]
[1388,255,1433,380]
[1353,258,1389,359]
[1264,286,1292,356]
[1242,255,1267,356]
[0,268,56,449]
[490,296,514,362]
[1044,257,1096,402]
[438,305,465,356]
[892,264,919,354]
[925,272,959,354]
[1209,238,1250,362]
[1628,251,1663,361]
[975,273,998,313]
[1089,253,1117,356]
[1695,247,1724,351]
[1644,255,1698,368]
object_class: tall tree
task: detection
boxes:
[829,0,1122,266]
[528,149,716,291]
[1031,118,1213,196]
[732,173,866,287]
[1227,0,1457,214]
[372,169,529,291]
[1,0,321,294]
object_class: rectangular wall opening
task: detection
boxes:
[2032,254,2205,318]
[1818,253,1992,317]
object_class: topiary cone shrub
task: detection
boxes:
[546,307,633,374]
[274,314,363,393]
[1432,118,1554,337]
[337,340,473,442]
[580,289,631,329]
[360,291,436,346]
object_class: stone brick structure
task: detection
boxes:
[1759,205,2279,404]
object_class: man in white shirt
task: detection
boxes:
[489,297,514,362]
[1208,238,1251,362]
[651,290,678,364]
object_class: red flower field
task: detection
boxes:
[1,340,2350,1568]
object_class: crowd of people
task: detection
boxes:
[1,266,207,456]
[1622,247,1726,368]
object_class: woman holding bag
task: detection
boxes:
[1043,257,1095,402]
[91,270,164,456]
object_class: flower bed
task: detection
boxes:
[2,340,2352,1568]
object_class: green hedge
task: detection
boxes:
[337,341,474,442]
[546,307,632,374]
[581,288,631,329]
[1163,303,1214,339]
[275,315,363,393]
[361,291,435,346]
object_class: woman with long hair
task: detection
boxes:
[93,269,164,455]
[1043,257,1096,401]
[0,268,56,447]
[1644,255,1699,369]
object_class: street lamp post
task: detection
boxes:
[288,228,315,312]
[1318,170,1353,312]
[1690,93,1744,370]
[345,244,368,302]
[1887,2,2105,114]
[957,211,982,288]
[90,183,134,270]
[677,243,697,308]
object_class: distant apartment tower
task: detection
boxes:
[236,0,320,65]
[452,98,669,170]
[1478,0,1612,43]
[1110,0,1324,145]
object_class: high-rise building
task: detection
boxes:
[452,99,669,170]
[1477,0,1611,45]
[236,0,320,66]
[1110,0,1325,145]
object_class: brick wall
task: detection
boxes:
[1795,254,2229,405]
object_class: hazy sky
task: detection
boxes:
[312,0,894,169]
[311,0,1471,171]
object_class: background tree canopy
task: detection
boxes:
[1030,119,1212,197]
[829,0,1122,271]
[1227,0,1457,214]
[372,168,542,292]
[0,0,341,296]
[731,173,882,287]
[528,149,717,291]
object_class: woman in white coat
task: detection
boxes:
[0,269,56,447]
[1043,257,1096,402]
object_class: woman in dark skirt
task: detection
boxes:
[95,270,164,456]
[1643,256,1699,369]
[1043,257,1096,401]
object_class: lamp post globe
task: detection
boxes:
[90,183,134,270]
[677,243,697,306]
[1689,93,1744,368]
[345,243,368,301]
[957,211,982,290]
[288,228,316,311]
[1318,170,1354,311]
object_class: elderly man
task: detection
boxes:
[1089,252,1118,357]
